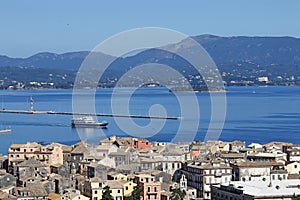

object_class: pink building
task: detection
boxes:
[135,174,161,200]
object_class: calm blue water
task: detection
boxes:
[0,86,299,154]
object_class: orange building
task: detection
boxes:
[135,138,152,149]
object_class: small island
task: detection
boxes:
[169,85,227,93]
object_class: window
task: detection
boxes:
[154,187,157,192]
[125,186,128,190]
[148,187,151,192]
[146,178,149,183]
[117,190,120,193]
[94,191,97,194]
[93,197,97,200]
[295,165,298,169]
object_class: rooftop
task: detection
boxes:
[217,180,300,197]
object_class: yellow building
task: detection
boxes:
[105,180,124,200]
[82,178,136,200]
[83,177,104,200]
[122,181,137,198]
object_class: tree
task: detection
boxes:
[170,188,186,200]
[101,186,113,200]
[127,184,143,200]
[292,195,300,200]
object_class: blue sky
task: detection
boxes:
[1,0,299,57]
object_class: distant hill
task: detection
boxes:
[0,51,115,71]
[1,34,300,88]
[193,34,300,66]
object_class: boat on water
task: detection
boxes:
[71,116,108,128]
[0,129,11,134]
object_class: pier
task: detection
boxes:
[0,109,182,120]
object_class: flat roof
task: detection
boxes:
[217,180,300,197]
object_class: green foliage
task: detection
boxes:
[292,196,300,200]
[127,184,143,200]
[101,186,114,200]
[170,188,186,200]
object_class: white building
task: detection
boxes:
[212,179,300,200]
[258,77,269,82]
[181,158,232,199]
[231,160,284,182]
[286,161,300,175]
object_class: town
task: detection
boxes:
[0,136,300,199]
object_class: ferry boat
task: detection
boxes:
[71,116,108,128]
[0,129,11,134]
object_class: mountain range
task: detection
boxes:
[1,34,300,88]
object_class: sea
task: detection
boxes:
[0,86,300,154]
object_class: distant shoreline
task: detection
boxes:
[0,85,299,91]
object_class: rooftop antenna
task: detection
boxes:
[30,96,34,111]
